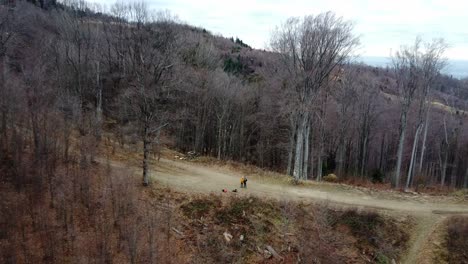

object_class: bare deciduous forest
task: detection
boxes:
[0,0,467,263]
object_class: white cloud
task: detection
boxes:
[90,0,468,60]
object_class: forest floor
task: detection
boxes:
[100,146,468,264]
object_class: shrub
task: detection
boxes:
[181,198,217,218]
[446,216,468,263]
[331,209,410,263]
[287,177,303,185]
[338,210,382,241]
[323,173,338,182]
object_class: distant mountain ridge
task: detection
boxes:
[361,56,468,79]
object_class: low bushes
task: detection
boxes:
[330,209,410,263]
[446,216,468,263]
[323,173,338,182]
[181,198,219,218]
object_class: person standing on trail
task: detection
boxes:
[240,176,245,188]
[244,176,248,188]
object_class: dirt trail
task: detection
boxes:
[107,157,468,264]
[146,158,468,215]
[402,215,445,264]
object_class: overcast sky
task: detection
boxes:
[92,0,468,60]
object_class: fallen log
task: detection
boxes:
[171,227,185,237]
[265,245,283,261]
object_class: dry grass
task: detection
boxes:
[177,194,292,263]
[431,101,468,115]
[340,177,392,191]
[290,204,412,264]
[449,189,468,203]
[175,192,412,263]
[330,209,411,263]
[445,216,468,264]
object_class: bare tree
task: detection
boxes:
[393,38,447,191]
[392,39,424,188]
[270,12,359,181]
[209,70,241,160]
[414,40,447,178]
[355,72,380,178]
[464,166,468,189]
[120,2,175,186]
[334,66,358,177]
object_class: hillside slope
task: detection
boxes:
[101,148,468,264]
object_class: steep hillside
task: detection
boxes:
[1,2,468,263]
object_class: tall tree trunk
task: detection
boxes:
[450,155,458,189]
[194,103,207,153]
[317,121,324,181]
[360,135,368,178]
[418,107,431,174]
[143,123,150,186]
[310,134,315,180]
[154,130,161,162]
[287,120,297,176]
[217,118,222,160]
[406,124,423,191]
[239,113,245,159]
[317,149,323,180]
[464,167,468,189]
[449,131,460,189]
[222,127,228,159]
[440,150,448,188]
[394,109,408,189]
[293,114,306,180]
[302,122,310,180]
[337,125,346,177]
[427,163,433,186]
[379,134,386,171]
[337,142,344,177]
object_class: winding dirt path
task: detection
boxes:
[148,158,468,214]
[106,157,468,263]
